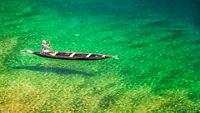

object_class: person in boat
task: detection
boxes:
[41,40,50,53]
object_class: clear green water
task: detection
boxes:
[0,0,200,112]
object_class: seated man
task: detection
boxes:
[41,40,50,53]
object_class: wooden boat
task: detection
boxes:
[25,50,113,60]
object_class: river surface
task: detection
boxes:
[0,0,200,112]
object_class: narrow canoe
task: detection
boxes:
[26,50,113,60]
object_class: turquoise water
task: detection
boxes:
[0,0,200,112]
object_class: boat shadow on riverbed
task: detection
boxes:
[12,65,93,76]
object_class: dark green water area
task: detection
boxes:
[0,0,200,112]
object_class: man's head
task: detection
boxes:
[42,40,46,44]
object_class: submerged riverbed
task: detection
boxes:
[0,0,200,112]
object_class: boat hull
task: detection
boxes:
[33,52,112,60]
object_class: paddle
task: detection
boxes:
[47,40,53,52]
